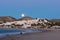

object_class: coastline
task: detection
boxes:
[0,28,55,40]
[0,28,46,38]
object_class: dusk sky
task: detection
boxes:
[0,0,60,19]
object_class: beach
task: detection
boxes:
[0,29,60,40]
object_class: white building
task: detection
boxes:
[0,17,49,28]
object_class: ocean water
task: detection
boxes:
[0,28,43,38]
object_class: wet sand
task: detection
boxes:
[0,29,60,40]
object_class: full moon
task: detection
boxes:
[21,14,25,17]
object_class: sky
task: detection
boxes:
[0,0,60,19]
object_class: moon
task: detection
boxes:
[21,14,25,17]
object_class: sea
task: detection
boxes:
[0,28,43,38]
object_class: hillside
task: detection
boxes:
[18,16,35,21]
[0,16,17,23]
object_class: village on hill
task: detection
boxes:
[0,16,60,29]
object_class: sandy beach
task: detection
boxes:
[0,29,60,40]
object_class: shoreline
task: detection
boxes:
[0,28,48,38]
[0,28,55,40]
[0,29,52,38]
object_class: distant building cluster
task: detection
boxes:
[0,16,50,29]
